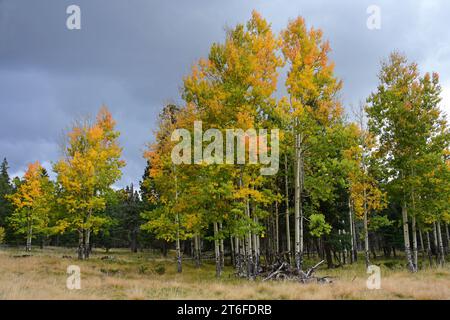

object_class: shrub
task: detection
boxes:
[154,263,165,275]
[138,264,148,274]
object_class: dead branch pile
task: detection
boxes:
[261,259,332,283]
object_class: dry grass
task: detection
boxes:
[0,247,448,300]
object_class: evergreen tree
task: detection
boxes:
[0,158,13,227]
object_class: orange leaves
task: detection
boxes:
[88,125,104,142]
[280,17,307,62]
[23,161,42,181]
[96,105,116,132]
[281,16,341,123]
[54,106,125,228]
[10,161,44,210]
[235,110,255,130]
[183,11,282,130]
[7,160,54,238]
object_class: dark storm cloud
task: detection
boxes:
[1,0,449,186]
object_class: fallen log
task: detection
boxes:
[263,262,289,281]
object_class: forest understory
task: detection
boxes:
[0,247,448,300]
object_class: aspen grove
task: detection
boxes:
[0,12,448,279]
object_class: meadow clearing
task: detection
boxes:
[0,246,448,300]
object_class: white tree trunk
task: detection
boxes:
[411,214,418,271]
[348,198,356,263]
[294,132,303,271]
[284,154,291,263]
[245,197,253,278]
[85,228,91,259]
[251,209,259,275]
[275,201,279,254]
[174,169,182,273]
[402,203,415,272]
[255,216,260,274]
[363,195,370,268]
[436,221,445,266]
[214,222,221,277]
[194,234,201,268]
[433,222,439,265]
[219,222,224,269]
[175,215,182,273]
[445,223,450,255]
[26,220,32,252]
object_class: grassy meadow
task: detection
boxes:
[0,246,448,300]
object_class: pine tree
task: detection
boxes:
[0,158,13,227]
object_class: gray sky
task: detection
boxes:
[1,0,449,187]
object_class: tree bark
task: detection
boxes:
[284,154,291,263]
[426,231,433,267]
[219,222,224,269]
[256,220,260,274]
[130,228,138,253]
[214,222,221,277]
[352,210,358,262]
[174,169,182,273]
[294,132,304,271]
[418,228,425,268]
[433,222,439,264]
[436,221,445,266]
[78,230,85,260]
[445,223,450,255]
[252,217,258,275]
[234,237,240,274]
[230,235,235,267]
[348,198,356,263]
[26,218,32,252]
[275,201,279,254]
[85,228,91,259]
[363,189,370,268]
[410,177,418,271]
[175,218,182,273]
[194,234,201,268]
[245,197,253,279]
[411,213,418,271]
[401,203,415,272]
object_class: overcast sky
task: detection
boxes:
[1,0,449,188]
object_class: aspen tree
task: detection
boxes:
[281,17,343,270]
[54,107,125,259]
[7,162,54,251]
